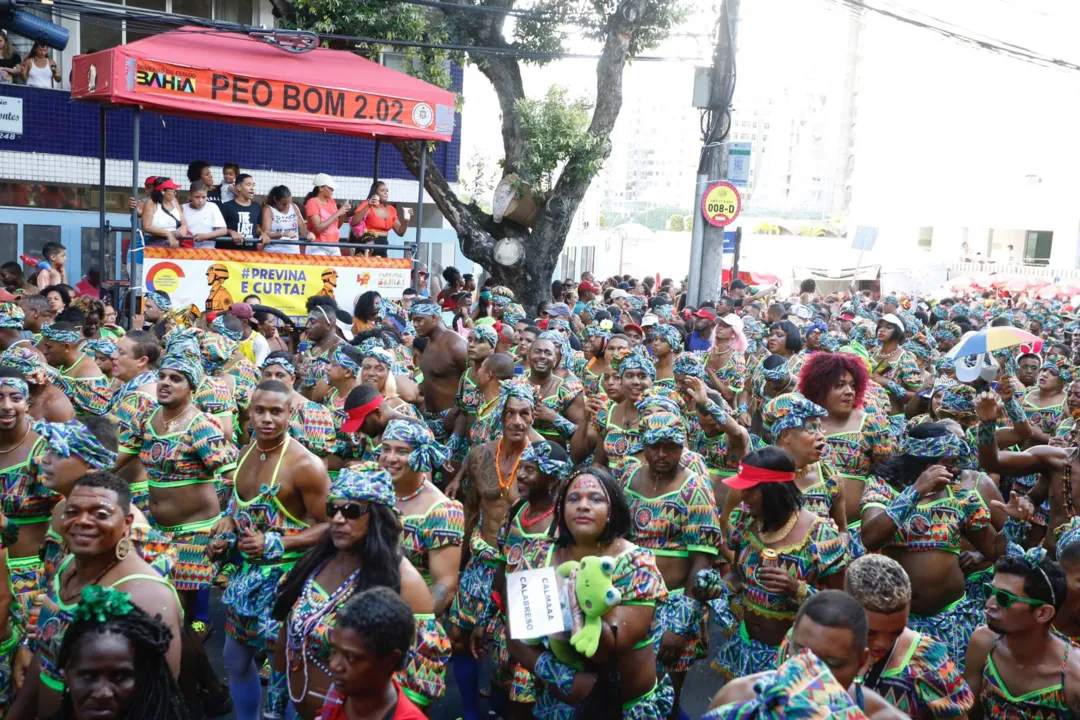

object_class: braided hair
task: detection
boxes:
[58,602,184,720]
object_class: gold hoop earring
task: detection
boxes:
[115,536,132,561]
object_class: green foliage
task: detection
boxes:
[667,214,685,231]
[581,0,689,57]
[685,214,693,233]
[512,86,606,196]
[284,0,456,89]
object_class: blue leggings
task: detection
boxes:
[223,636,264,720]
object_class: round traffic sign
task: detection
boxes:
[701,181,742,228]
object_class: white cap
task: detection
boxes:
[719,314,744,332]
[641,314,659,327]
[881,313,905,333]
[609,289,629,300]
[313,173,336,190]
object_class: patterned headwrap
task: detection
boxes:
[635,388,683,417]
[903,339,932,362]
[820,332,845,353]
[584,322,613,342]
[932,321,962,342]
[849,324,879,349]
[762,393,826,439]
[331,345,361,377]
[199,332,237,374]
[939,383,977,416]
[409,303,442,319]
[211,315,243,342]
[584,299,605,318]
[654,304,676,321]
[652,323,682,350]
[0,303,24,330]
[497,377,536,413]
[0,376,29,397]
[760,356,791,382]
[402,321,418,338]
[0,346,57,386]
[471,325,498,348]
[933,355,956,374]
[931,304,949,322]
[807,318,828,336]
[640,410,687,447]
[548,318,571,334]
[71,586,135,625]
[615,348,657,380]
[491,286,515,301]
[329,465,396,507]
[163,327,201,356]
[1055,517,1080,554]
[673,352,705,378]
[901,431,967,458]
[261,355,297,377]
[503,303,526,327]
[490,291,512,309]
[83,338,117,361]
[159,349,204,389]
[1042,354,1073,383]
[360,344,394,370]
[34,419,117,469]
[537,330,572,370]
[991,348,1018,377]
[883,295,899,307]
[41,323,81,344]
[145,289,172,312]
[382,419,451,473]
[627,295,646,312]
[520,441,570,479]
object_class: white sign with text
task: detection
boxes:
[507,567,566,640]
[0,96,23,139]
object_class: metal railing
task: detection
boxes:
[950,262,1080,280]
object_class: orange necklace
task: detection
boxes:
[496,437,522,493]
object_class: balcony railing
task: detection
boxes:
[950,262,1080,280]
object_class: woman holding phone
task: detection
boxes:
[350,181,412,257]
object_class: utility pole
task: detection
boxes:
[687,0,739,306]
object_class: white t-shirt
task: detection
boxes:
[183,202,227,249]
[252,333,270,366]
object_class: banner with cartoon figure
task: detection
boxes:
[142,247,412,319]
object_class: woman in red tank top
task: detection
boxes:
[349,181,412,258]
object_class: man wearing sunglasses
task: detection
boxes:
[209,381,332,720]
[964,550,1080,717]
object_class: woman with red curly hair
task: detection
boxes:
[799,351,898,557]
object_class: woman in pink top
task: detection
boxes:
[303,173,351,257]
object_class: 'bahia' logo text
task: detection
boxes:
[135,68,196,93]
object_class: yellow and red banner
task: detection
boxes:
[142,247,412,320]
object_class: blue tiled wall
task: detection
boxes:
[0,64,462,182]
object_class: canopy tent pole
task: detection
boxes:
[98,107,107,286]
[129,107,141,322]
[413,142,427,286]
[373,140,381,183]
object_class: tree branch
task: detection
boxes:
[473,57,527,173]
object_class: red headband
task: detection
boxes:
[340,395,385,434]
[723,464,797,490]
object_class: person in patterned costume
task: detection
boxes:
[0,369,52,647]
[266,466,443,718]
[799,352,898,556]
[1022,354,1069,445]
[571,348,653,469]
[358,344,421,419]
[258,351,337,461]
[216,313,261,427]
[324,344,363,469]
[860,423,1030,671]
[380,419,463,614]
[526,335,585,448]
[482,440,566,719]
[108,330,161,512]
[709,592,906,719]
[706,446,849,680]
[1054,536,1080,644]
[650,323,683,390]
[623,410,721,717]
[578,321,625,397]
[844,554,974,718]
[868,314,922,435]
[297,296,343,404]
[507,467,673,720]
[208,381,331,720]
[966,550,1080,718]
[39,321,112,417]
[449,379,542,720]
[703,314,749,413]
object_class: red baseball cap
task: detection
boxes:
[578,281,600,293]
[340,394,385,434]
[143,176,159,188]
[624,323,643,335]
[694,309,717,320]
[723,463,797,490]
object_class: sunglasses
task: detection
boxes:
[326,501,371,520]
[984,583,1048,609]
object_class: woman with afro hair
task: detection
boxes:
[799,351,898,557]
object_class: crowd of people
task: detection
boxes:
[1,258,1080,719]
[135,163,414,257]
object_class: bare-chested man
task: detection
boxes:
[38,321,111,417]
[447,381,542,720]
[208,381,330,720]
[410,301,467,443]
[0,345,74,423]
[17,294,49,338]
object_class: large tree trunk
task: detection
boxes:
[394,0,649,316]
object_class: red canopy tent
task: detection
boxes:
[69,27,456,313]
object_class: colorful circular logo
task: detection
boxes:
[145,261,185,293]
[702,181,742,228]
[412,102,434,128]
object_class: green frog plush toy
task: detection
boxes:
[552,555,622,660]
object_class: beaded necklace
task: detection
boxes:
[396,479,426,503]
[496,438,522,494]
[286,560,363,704]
